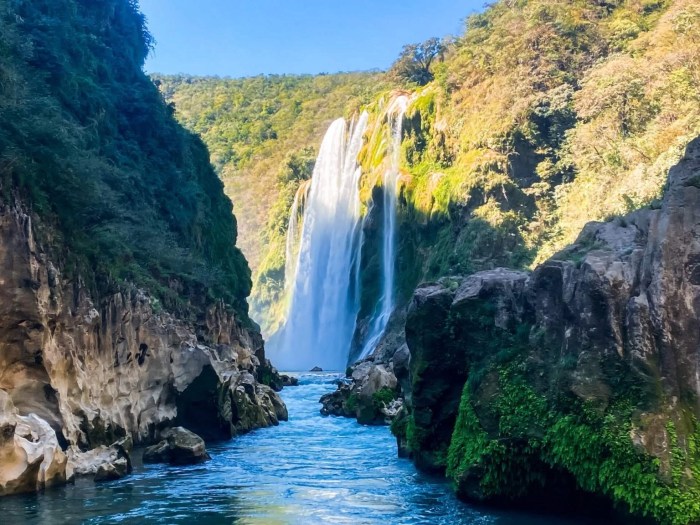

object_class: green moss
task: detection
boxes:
[544,407,700,524]
[346,393,359,413]
[371,387,397,411]
[390,410,408,439]
[406,416,429,457]
[446,367,700,525]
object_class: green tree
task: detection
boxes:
[389,37,445,86]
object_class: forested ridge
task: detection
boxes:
[159,0,700,337]
[155,73,387,273]
[389,0,700,271]
[1,0,700,522]
[0,0,251,315]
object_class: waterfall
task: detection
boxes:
[358,96,408,360]
[271,112,369,371]
[284,180,309,297]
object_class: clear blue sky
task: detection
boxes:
[139,1,484,77]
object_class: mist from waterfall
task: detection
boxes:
[358,96,408,360]
[284,181,309,298]
[271,113,369,371]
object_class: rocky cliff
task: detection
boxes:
[0,203,287,495]
[0,0,288,497]
[392,138,700,524]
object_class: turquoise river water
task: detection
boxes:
[0,373,601,524]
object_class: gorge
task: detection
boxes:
[2,0,700,524]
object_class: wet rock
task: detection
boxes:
[216,373,288,438]
[280,374,299,387]
[165,427,209,465]
[310,366,323,372]
[143,427,210,465]
[320,382,355,418]
[67,436,132,482]
[253,362,290,392]
[319,363,399,425]
[142,440,170,464]
[94,457,129,482]
[355,364,399,425]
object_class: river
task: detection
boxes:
[0,373,599,524]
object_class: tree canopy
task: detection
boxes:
[0,0,251,316]
[388,37,445,86]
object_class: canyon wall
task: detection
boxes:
[0,203,286,496]
[395,138,700,524]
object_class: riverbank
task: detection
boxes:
[0,373,602,524]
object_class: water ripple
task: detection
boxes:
[0,373,599,524]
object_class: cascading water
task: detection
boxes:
[358,96,408,360]
[284,180,309,297]
[271,113,369,371]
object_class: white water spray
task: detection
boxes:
[271,113,369,371]
[284,181,309,297]
[359,96,408,359]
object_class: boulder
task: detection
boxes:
[143,427,210,465]
[142,440,170,463]
[280,374,299,387]
[216,374,288,437]
[66,436,132,482]
[320,381,355,418]
[165,427,210,465]
[94,457,129,482]
[319,363,399,425]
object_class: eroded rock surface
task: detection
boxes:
[67,436,133,482]
[0,203,287,495]
[394,138,700,523]
[143,427,210,465]
[0,390,67,495]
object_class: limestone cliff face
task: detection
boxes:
[0,390,67,496]
[0,203,287,495]
[395,138,700,524]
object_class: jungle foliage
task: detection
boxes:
[0,0,252,316]
[154,73,387,273]
[148,0,700,341]
[396,0,700,269]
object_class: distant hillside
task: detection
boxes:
[395,0,700,270]
[154,73,387,273]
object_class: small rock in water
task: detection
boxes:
[67,436,133,483]
[142,440,170,464]
[94,457,129,482]
[143,427,210,466]
[310,366,323,372]
[280,374,299,387]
